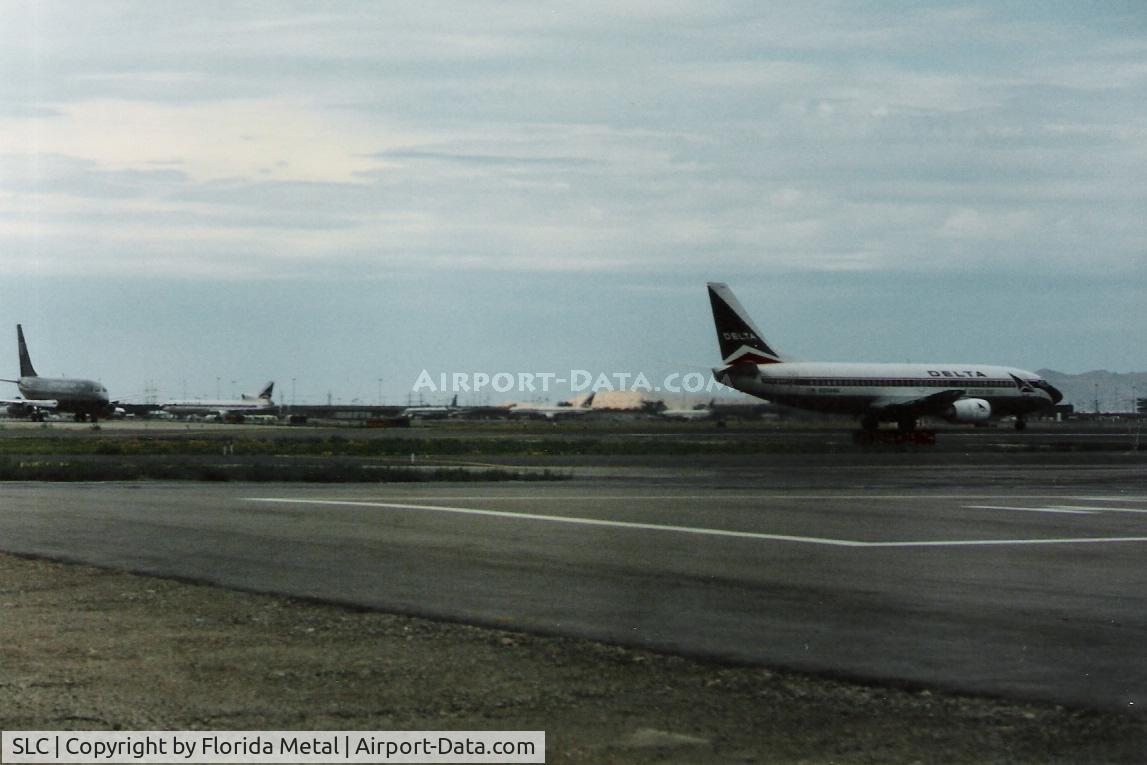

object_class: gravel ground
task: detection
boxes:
[1,552,1143,764]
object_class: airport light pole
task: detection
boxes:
[1136,392,1144,451]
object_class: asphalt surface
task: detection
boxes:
[2,450,1146,712]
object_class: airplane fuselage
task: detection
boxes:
[17,375,111,417]
[717,361,1060,419]
[706,282,1063,431]
[162,382,275,419]
[162,399,274,417]
[506,403,595,419]
[660,407,712,420]
[402,406,453,419]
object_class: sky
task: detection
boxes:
[0,1,1144,405]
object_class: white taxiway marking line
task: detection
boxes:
[964,505,1097,515]
[275,494,1141,503]
[246,498,868,546]
[864,536,1147,548]
[1048,505,1147,514]
[245,498,1147,549]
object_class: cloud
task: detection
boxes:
[0,0,1141,288]
[938,208,1037,240]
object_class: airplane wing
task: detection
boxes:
[871,389,965,417]
[0,397,59,410]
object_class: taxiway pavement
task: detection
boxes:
[1,457,1145,711]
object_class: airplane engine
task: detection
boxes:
[945,398,992,423]
[6,403,31,418]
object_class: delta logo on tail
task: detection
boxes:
[708,284,784,365]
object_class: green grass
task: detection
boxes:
[0,433,830,458]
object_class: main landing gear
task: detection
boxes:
[859,414,919,433]
[855,414,936,446]
[853,428,937,446]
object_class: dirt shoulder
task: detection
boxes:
[1,552,1143,764]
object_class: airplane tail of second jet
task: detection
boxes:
[707,283,785,366]
[17,325,37,378]
[238,382,275,402]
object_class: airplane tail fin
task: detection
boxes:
[17,325,37,378]
[706,283,784,365]
[257,381,274,400]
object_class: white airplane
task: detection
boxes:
[0,325,113,422]
[162,382,276,421]
[506,392,596,419]
[403,394,459,419]
[708,282,1062,432]
[660,399,714,420]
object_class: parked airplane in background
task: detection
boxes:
[708,282,1062,432]
[162,382,276,422]
[506,393,596,419]
[403,394,459,419]
[659,399,714,420]
[0,325,114,422]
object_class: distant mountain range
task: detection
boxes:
[1039,369,1147,413]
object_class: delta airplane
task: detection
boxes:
[162,382,276,421]
[506,392,596,419]
[0,325,114,422]
[708,282,1062,432]
[660,399,714,420]
[403,394,459,419]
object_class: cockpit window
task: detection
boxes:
[1033,379,1064,404]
